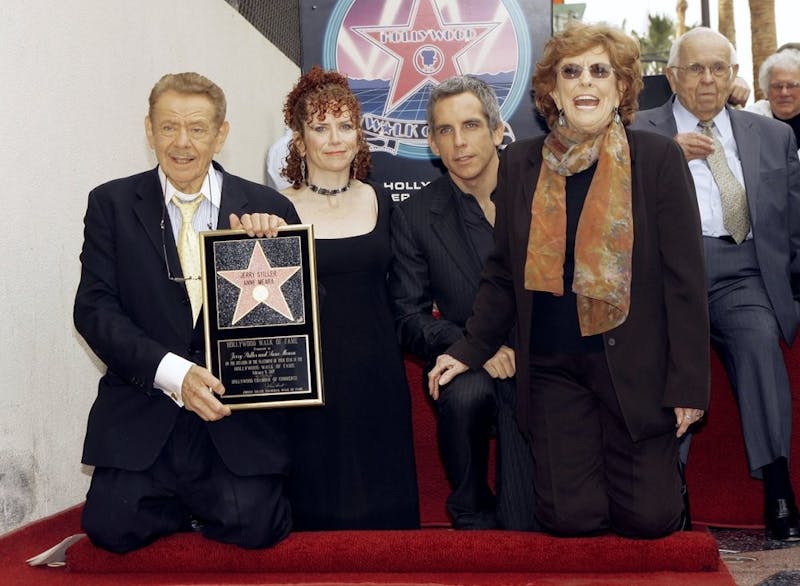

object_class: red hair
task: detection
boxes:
[282,66,371,187]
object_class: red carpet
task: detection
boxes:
[688,345,800,527]
[1,506,734,585]
[66,527,720,574]
[5,353,780,585]
[408,347,800,529]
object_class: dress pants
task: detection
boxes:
[702,237,793,475]
[528,352,683,538]
[436,369,537,530]
[82,409,291,553]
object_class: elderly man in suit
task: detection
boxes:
[74,72,301,553]
[389,75,536,530]
[633,28,800,541]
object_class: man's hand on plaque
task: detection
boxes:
[182,365,231,421]
[230,213,286,238]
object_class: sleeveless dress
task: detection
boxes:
[287,189,420,530]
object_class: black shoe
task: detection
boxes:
[765,498,800,541]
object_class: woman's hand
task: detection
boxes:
[483,345,515,379]
[674,407,705,438]
[427,354,468,400]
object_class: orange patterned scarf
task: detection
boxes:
[524,122,633,336]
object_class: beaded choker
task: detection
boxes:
[306,180,351,196]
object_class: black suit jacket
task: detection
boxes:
[447,130,710,441]
[74,162,301,476]
[389,174,488,361]
[632,100,800,344]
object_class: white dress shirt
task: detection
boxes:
[672,99,751,239]
[153,167,223,406]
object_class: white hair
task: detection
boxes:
[758,49,800,92]
[668,27,738,68]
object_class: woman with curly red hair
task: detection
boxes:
[279,66,420,530]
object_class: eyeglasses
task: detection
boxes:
[671,63,732,79]
[559,63,614,80]
[154,121,216,140]
[768,81,800,92]
[160,208,201,282]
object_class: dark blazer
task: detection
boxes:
[447,130,710,441]
[389,174,486,360]
[74,162,301,476]
[632,100,800,344]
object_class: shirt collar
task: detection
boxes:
[672,98,733,139]
[158,165,222,207]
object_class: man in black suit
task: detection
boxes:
[633,28,800,541]
[74,72,301,552]
[389,75,536,530]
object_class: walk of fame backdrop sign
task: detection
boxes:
[300,0,550,201]
[200,226,323,409]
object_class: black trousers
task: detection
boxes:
[528,352,682,538]
[82,410,291,553]
[436,369,537,530]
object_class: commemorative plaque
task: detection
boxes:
[200,225,323,409]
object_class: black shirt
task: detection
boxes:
[450,178,495,267]
[530,163,604,354]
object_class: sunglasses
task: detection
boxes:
[559,63,614,80]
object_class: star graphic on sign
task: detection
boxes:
[353,0,500,114]
[217,241,301,325]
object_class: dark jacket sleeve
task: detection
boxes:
[389,202,465,359]
[73,185,171,390]
[445,147,520,369]
[648,135,710,409]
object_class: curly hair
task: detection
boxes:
[281,65,371,188]
[533,21,643,129]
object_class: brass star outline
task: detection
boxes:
[217,241,301,325]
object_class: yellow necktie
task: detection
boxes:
[172,194,204,324]
[699,121,750,243]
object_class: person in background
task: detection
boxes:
[266,126,293,190]
[279,65,420,530]
[634,27,800,542]
[429,21,709,538]
[746,49,800,154]
[74,72,300,553]
[389,75,537,530]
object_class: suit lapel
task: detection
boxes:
[642,98,679,136]
[215,162,248,229]
[728,108,760,227]
[133,168,174,268]
[430,181,484,286]
[132,167,191,333]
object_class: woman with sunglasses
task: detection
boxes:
[428,21,709,538]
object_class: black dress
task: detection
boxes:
[287,189,420,530]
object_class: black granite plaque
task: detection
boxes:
[200,226,323,409]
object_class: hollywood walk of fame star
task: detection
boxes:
[217,241,301,325]
[353,0,500,113]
